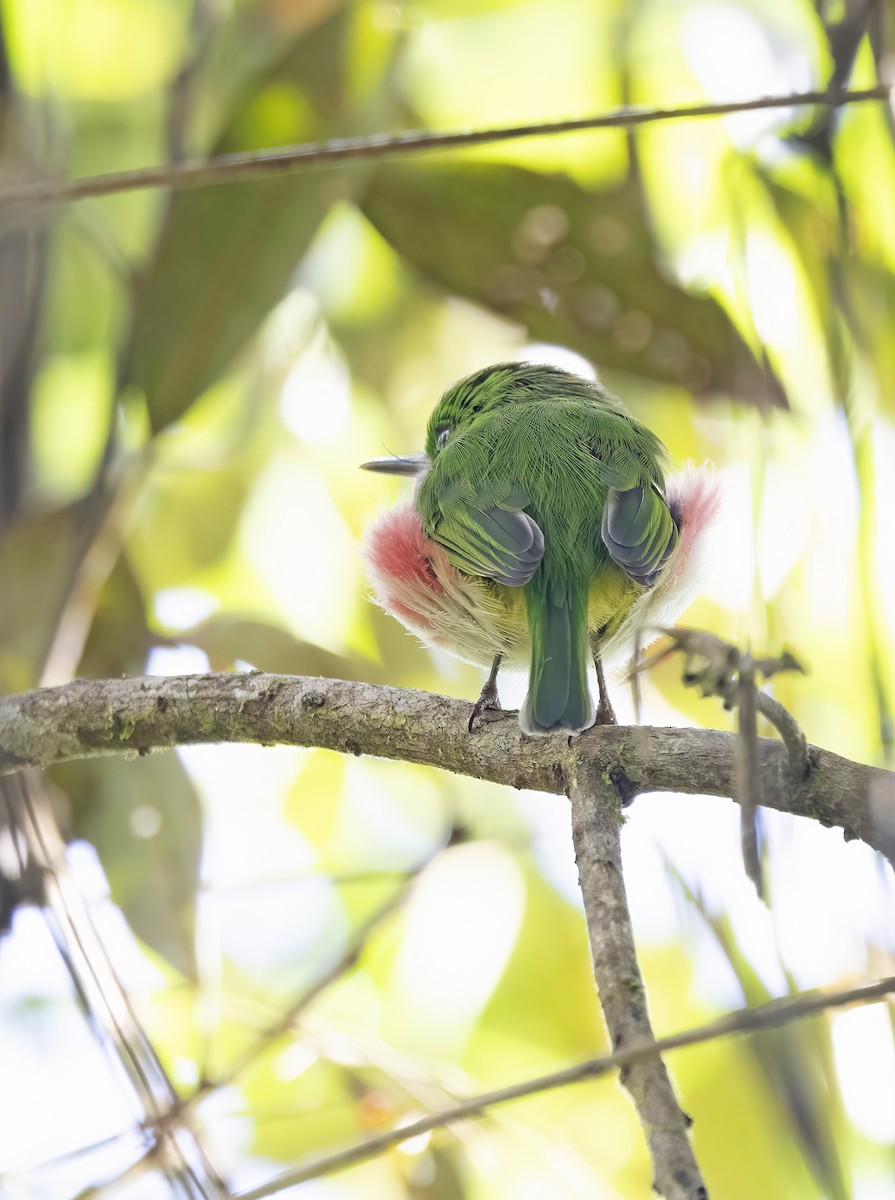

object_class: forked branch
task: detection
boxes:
[1,668,893,1197]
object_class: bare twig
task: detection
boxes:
[568,758,705,1198]
[1,673,893,863]
[233,973,895,1199]
[632,631,813,892]
[0,87,888,214]
[755,690,810,778]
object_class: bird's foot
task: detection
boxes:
[592,654,617,726]
[468,678,506,732]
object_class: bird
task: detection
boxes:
[362,362,720,735]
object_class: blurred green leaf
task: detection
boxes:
[406,1146,466,1199]
[77,554,152,679]
[476,864,604,1059]
[121,8,398,431]
[52,752,202,980]
[245,1055,373,1162]
[0,219,47,518]
[363,162,786,407]
[842,257,895,411]
[755,167,850,389]
[135,461,251,587]
[0,501,91,691]
[758,162,895,413]
[671,870,850,1200]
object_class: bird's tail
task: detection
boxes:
[520,581,595,735]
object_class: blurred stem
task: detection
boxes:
[0,6,49,527]
[824,151,895,764]
[614,0,644,186]
[568,758,706,1200]
[39,456,149,687]
[843,390,894,763]
[0,87,888,215]
[167,0,220,162]
[235,972,895,1197]
[670,867,851,1200]
[0,773,227,1199]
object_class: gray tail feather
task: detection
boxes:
[521,585,595,735]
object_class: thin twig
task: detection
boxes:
[632,631,813,889]
[568,759,705,1198]
[755,690,810,777]
[0,87,888,214]
[233,973,895,1199]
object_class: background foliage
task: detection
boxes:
[1,0,894,1197]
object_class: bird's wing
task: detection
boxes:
[601,481,679,586]
[429,485,544,588]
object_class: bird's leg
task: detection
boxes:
[593,654,618,725]
[468,654,504,732]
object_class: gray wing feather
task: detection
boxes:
[435,505,544,587]
[602,485,678,586]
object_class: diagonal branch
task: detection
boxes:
[1,672,893,862]
[568,758,705,1198]
[234,973,895,1199]
[0,87,888,214]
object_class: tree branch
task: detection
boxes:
[0,87,888,213]
[1,672,892,862]
[568,759,705,1198]
[4,671,893,1195]
[234,973,895,1199]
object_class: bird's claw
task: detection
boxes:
[468,680,504,732]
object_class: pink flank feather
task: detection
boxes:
[363,505,528,667]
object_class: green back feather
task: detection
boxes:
[418,363,678,732]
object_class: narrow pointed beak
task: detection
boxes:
[360,453,429,476]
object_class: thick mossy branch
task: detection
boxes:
[0,672,893,862]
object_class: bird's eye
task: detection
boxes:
[435,426,451,451]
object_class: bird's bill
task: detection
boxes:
[360,453,429,476]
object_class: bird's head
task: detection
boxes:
[424,362,589,456]
[362,362,594,476]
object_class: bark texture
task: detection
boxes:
[569,759,707,1199]
[0,672,892,863]
[2,670,894,1199]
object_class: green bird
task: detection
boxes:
[362,362,718,734]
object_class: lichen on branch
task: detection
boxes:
[0,671,892,864]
